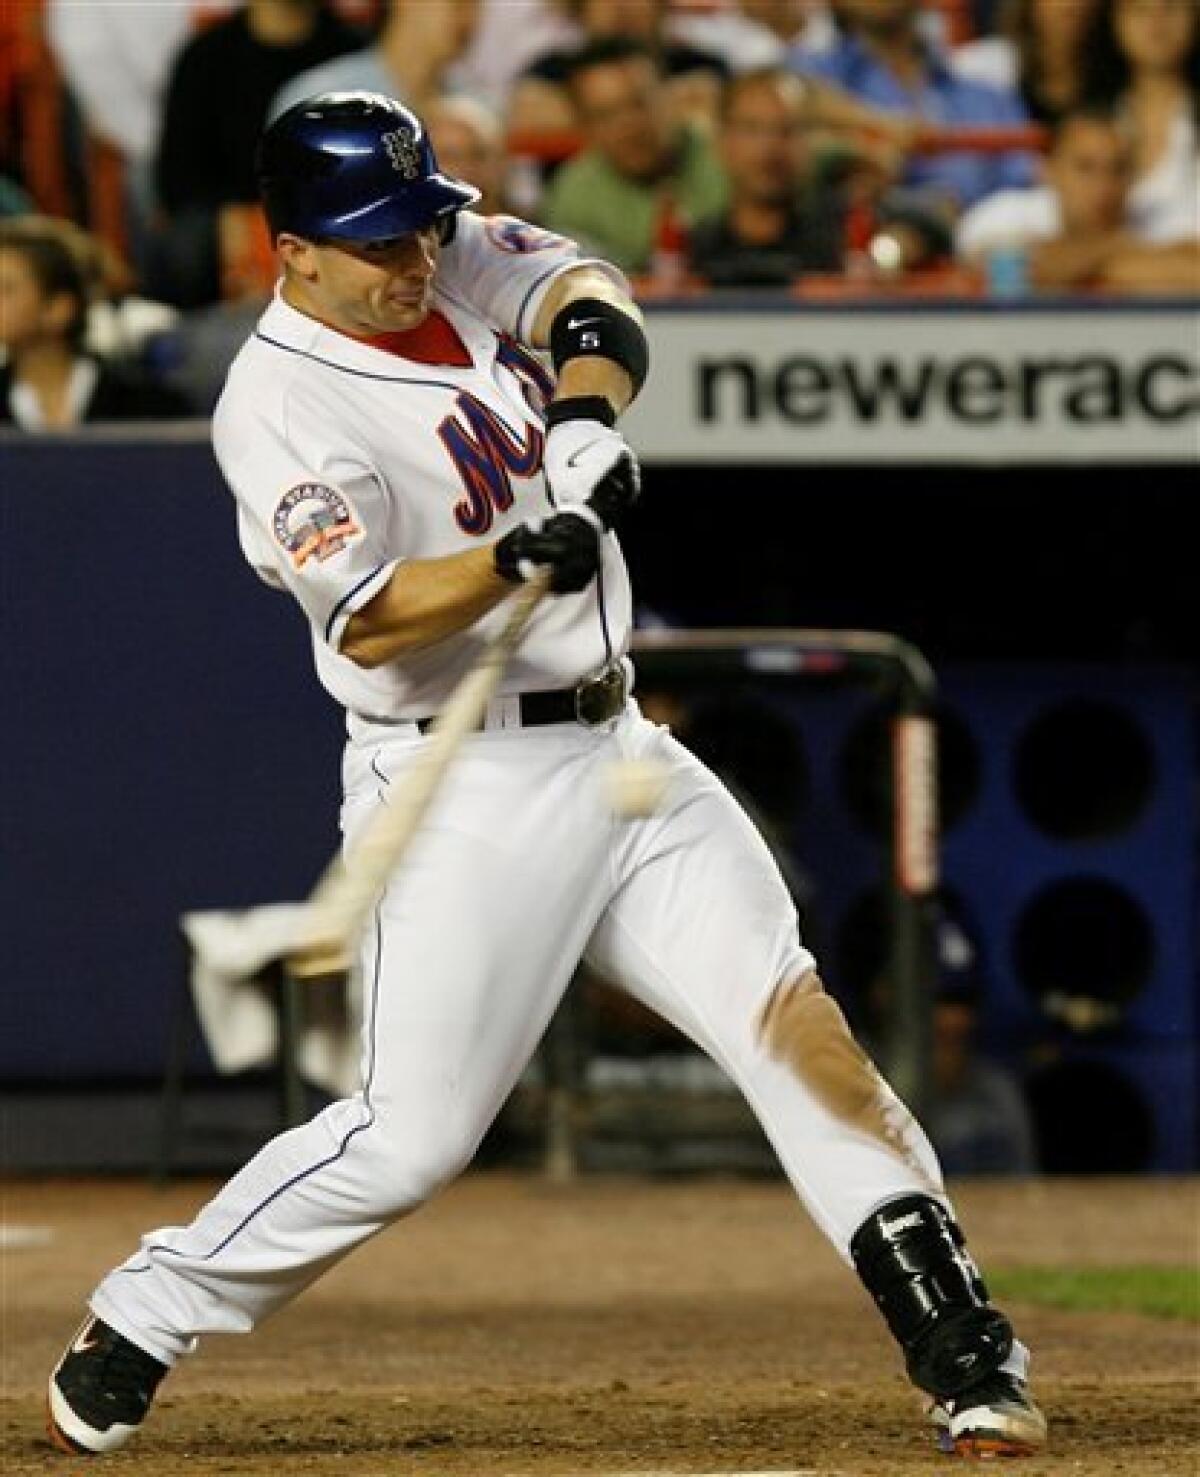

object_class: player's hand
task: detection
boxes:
[494,510,603,594]
[544,418,640,525]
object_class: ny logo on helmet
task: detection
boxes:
[382,126,422,179]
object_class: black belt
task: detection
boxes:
[416,666,628,734]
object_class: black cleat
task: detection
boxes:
[47,1315,168,1455]
[928,1371,1047,1460]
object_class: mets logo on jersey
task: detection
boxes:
[484,216,570,254]
[272,483,361,568]
[382,126,422,179]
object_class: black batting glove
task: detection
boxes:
[585,451,640,532]
[494,509,604,594]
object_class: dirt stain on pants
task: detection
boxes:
[758,971,937,1189]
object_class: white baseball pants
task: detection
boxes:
[93,707,946,1366]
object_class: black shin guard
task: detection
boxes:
[850,1195,1013,1398]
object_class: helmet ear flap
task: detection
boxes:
[436,212,458,246]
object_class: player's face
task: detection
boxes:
[282,226,441,335]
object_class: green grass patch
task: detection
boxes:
[988,1265,1200,1322]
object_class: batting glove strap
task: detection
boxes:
[544,396,617,429]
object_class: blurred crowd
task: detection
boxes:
[1,0,1197,426]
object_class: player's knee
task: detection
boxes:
[359,1109,481,1214]
[400,1136,477,1205]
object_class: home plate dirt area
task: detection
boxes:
[3,1174,1197,1474]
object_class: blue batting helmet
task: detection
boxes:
[256,92,480,242]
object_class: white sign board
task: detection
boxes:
[625,303,1200,464]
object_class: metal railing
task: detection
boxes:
[544,627,940,1179]
[634,628,939,1105]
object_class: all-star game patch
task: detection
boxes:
[272,482,362,568]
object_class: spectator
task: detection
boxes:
[669,0,833,72]
[923,916,1038,1177]
[0,221,190,428]
[539,38,727,274]
[152,0,360,307]
[3,213,180,363]
[691,66,951,284]
[45,0,198,247]
[1082,0,1200,244]
[952,0,1099,125]
[733,0,838,58]
[863,900,1037,1177]
[791,0,1038,210]
[269,0,481,122]
[44,3,195,156]
[452,0,579,115]
[957,105,1199,290]
[424,96,511,215]
[508,0,731,135]
[690,68,842,284]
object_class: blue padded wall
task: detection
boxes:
[3,439,1196,1173]
[937,667,1197,1172]
[1,437,343,1081]
[762,667,1198,1171]
[674,668,1197,1170]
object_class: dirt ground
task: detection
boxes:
[2,1174,1197,1475]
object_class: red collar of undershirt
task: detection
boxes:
[348,309,474,367]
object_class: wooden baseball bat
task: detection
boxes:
[287,571,551,978]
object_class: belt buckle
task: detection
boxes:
[574,665,628,726]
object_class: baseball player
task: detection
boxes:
[48,93,1046,1461]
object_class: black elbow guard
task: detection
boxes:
[549,297,649,396]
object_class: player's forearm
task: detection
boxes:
[553,355,635,417]
[340,547,512,667]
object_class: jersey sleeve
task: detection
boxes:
[213,378,398,652]
[437,211,628,344]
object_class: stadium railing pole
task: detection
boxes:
[884,646,939,1122]
[544,629,941,1174]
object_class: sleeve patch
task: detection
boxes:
[272,482,363,569]
[484,215,573,255]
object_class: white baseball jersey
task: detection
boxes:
[212,212,630,720]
